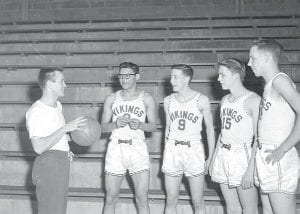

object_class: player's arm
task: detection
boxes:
[137,92,157,132]
[209,134,221,175]
[29,116,87,155]
[198,95,216,165]
[209,96,225,175]
[241,93,260,189]
[101,93,119,132]
[266,75,300,164]
[164,96,171,141]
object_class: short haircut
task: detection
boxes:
[38,67,63,88]
[119,62,139,74]
[218,58,246,80]
[171,64,193,82]
[250,39,283,61]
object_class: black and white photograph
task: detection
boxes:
[0,0,299,213]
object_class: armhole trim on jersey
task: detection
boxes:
[242,92,255,117]
[141,91,146,110]
[269,73,296,103]
[220,94,228,106]
[196,92,203,113]
[110,91,119,109]
[115,90,121,101]
[219,96,227,118]
[167,94,172,116]
[272,72,296,89]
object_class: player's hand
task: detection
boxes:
[265,145,287,165]
[65,116,87,132]
[241,169,254,189]
[129,119,141,130]
[116,116,129,128]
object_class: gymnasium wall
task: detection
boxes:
[0,0,299,213]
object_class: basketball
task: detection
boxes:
[71,116,101,146]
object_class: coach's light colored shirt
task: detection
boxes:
[26,100,69,152]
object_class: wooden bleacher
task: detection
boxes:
[0,15,299,214]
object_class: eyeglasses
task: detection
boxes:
[117,74,136,79]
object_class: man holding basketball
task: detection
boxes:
[248,39,300,214]
[26,67,86,214]
[101,62,157,214]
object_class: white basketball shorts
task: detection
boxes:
[256,143,299,194]
[105,138,150,176]
[162,139,205,177]
[211,143,254,187]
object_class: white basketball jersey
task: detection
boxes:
[166,92,203,141]
[258,73,296,145]
[110,90,146,140]
[220,92,255,145]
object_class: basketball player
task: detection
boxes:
[26,67,87,214]
[101,62,157,214]
[248,39,300,214]
[161,64,215,214]
[210,58,260,214]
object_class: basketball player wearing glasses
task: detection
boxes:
[101,62,157,214]
[26,67,87,214]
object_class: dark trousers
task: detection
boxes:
[32,150,70,214]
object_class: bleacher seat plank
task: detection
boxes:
[0,27,298,42]
[0,52,219,66]
[0,39,299,53]
[0,17,298,32]
[0,52,299,67]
